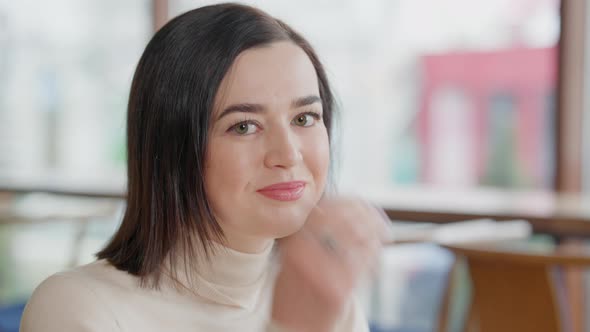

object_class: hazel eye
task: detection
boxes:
[292,113,316,127]
[231,122,257,135]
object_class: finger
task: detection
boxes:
[360,202,392,244]
[296,228,357,301]
[338,235,381,288]
[311,199,383,259]
[282,227,350,283]
[297,198,382,275]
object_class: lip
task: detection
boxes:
[257,181,306,201]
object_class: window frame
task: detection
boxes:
[555,0,586,193]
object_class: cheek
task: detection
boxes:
[205,139,260,196]
[302,130,330,187]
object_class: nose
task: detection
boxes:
[263,127,302,169]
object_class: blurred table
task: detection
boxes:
[0,172,125,199]
[4,176,590,238]
[443,237,590,259]
[363,186,590,239]
[440,238,590,332]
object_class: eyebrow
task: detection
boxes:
[216,95,321,121]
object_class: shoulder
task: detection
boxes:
[20,260,126,332]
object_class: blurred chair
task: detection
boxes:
[0,302,26,332]
[0,192,123,332]
[437,242,590,332]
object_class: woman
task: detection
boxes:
[21,3,385,331]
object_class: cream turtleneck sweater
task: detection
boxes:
[20,243,369,331]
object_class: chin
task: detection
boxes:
[274,218,306,238]
[259,205,311,239]
[247,191,320,237]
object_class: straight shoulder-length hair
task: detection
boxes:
[97,2,336,287]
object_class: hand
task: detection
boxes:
[271,198,388,332]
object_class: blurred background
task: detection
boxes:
[2,0,590,331]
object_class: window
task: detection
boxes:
[0,0,151,184]
[583,2,590,193]
[171,0,561,192]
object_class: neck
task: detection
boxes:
[162,238,275,309]
[219,230,275,254]
[198,239,275,287]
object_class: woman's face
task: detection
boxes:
[205,41,330,253]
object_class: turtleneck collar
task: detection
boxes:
[163,240,276,310]
[198,241,275,287]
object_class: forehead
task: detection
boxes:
[214,41,320,111]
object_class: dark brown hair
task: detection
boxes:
[97,3,336,287]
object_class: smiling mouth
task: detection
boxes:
[257,181,306,201]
